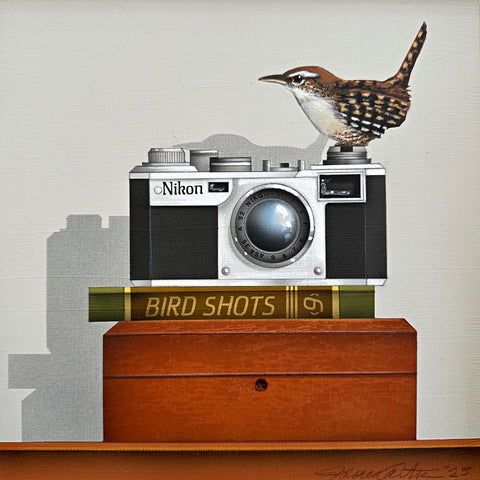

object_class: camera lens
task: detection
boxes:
[245,199,300,252]
[231,186,314,267]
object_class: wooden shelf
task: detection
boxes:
[1,440,479,480]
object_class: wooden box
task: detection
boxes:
[103,318,416,442]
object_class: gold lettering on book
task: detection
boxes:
[181,296,196,316]
[145,296,197,318]
[204,296,217,317]
[145,297,160,318]
[263,296,275,316]
[250,296,263,316]
[217,295,234,316]
[142,294,283,319]
[166,296,182,316]
[133,288,338,320]
[233,296,249,316]
[304,294,324,316]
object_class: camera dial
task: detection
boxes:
[231,185,314,268]
[210,157,252,172]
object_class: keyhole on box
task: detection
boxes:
[255,378,268,392]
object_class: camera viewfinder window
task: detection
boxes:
[208,182,229,193]
[320,174,361,199]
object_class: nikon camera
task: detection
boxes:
[129,146,386,286]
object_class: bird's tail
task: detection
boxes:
[384,22,427,89]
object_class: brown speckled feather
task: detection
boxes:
[332,81,410,141]
[259,22,427,146]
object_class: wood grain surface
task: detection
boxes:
[104,374,416,442]
[104,318,416,335]
[103,318,417,442]
[1,440,479,480]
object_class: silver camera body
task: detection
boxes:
[130,147,387,287]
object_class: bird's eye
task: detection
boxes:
[291,75,304,86]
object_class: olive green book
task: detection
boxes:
[89,286,374,322]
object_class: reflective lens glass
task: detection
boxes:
[245,199,300,252]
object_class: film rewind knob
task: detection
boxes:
[148,148,188,164]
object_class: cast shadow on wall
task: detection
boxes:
[9,215,129,441]
[8,133,327,441]
[177,132,328,168]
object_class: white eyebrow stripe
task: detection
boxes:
[288,70,318,78]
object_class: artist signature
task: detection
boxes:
[315,463,472,480]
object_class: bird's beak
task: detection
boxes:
[258,74,288,85]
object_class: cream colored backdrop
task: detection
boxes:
[0,0,479,440]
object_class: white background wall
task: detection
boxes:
[0,0,479,440]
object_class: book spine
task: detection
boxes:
[89,286,374,322]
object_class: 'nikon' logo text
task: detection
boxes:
[158,181,203,195]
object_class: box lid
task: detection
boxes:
[103,318,416,377]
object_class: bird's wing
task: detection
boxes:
[333,80,411,138]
